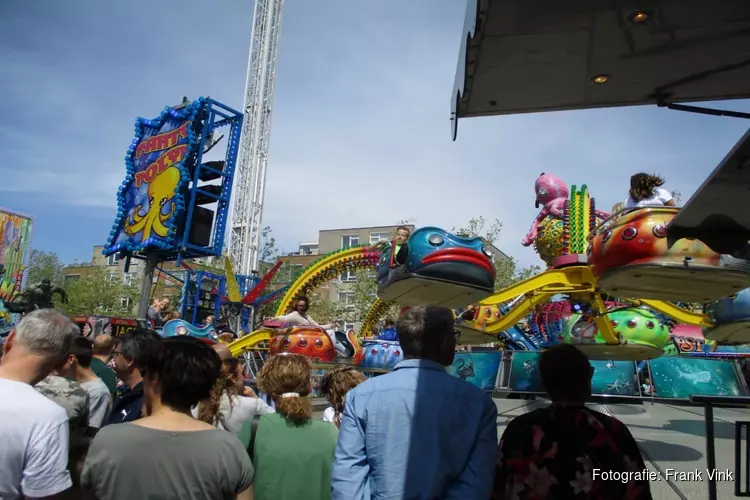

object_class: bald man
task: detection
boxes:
[91,334,117,394]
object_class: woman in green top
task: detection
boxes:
[250,354,338,500]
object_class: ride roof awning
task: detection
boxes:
[451,0,750,139]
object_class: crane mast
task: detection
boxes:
[229,0,284,276]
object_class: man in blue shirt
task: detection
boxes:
[106,329,160,424]
[332,306,498,499]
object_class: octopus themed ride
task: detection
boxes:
[455,173,731,360]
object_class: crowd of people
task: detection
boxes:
[0,304,655,499]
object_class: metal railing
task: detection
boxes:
[688,396,750,499]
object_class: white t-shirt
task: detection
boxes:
[624,187,673,208]
[192,393,275,434]
[0,378,73,499]
[81,378,112,429]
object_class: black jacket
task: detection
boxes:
[106,382,144,425]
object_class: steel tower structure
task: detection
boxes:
[228,0,284,276]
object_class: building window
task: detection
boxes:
[108,272,120,283]
[341,235,359,249]
[340,270,357,282]
[64,274,80,284]
[123,272,135,286]
[106,254,120,266]
[338,291,356,312]
[121,297,132,309]
[369,232,390,244]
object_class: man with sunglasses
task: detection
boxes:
[333,306,498,500]
[106,329,160,425]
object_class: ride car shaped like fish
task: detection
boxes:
[376,227,496,308]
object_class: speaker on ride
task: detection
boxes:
[188,206,214,247]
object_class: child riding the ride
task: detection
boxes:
[374,225,411,282]
[624,173,677,208]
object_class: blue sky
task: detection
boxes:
[2,0,749,269]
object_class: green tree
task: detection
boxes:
[60,267,141,317]
[307,292,347,324]
[452,216,542,289]
[27,250,65,286]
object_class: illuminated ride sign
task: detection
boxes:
[104,100,204,256]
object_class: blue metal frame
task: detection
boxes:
[177,99,243,261]
[104,98,243,263]
[179,270,226,325]
[177,270,266,328]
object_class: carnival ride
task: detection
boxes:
[451,172,748,361]
[225,228,500,370]
[226,245,402,369]
[375,226,496,308]
[450,1,750,357]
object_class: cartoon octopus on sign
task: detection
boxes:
[124,166,180,241]
[522,173,569,247]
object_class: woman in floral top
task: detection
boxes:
[494,345,652,499]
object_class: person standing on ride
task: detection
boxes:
[81,337,254,500]
[106,329,160,425]
[493,345,651,499]
[624,173,677,208]
[332,306,498,499]
[248,354,338,500]
[194,343,275,436]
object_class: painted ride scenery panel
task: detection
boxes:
[104,102,202,256]
[649,357,745,399]
[508,351,639,396]
[0,208,33,334]
[508,352,545,393]
[447,351,501,390]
